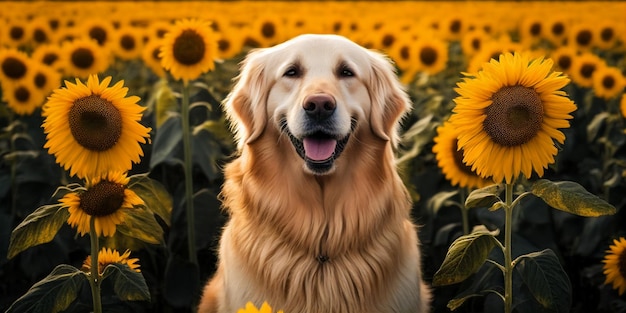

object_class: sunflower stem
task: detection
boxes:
[181,82,198,268]
[504,183,514,313]
[89,217,103,313]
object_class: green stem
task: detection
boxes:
[181,82,198,267]
[89,217,102,313]
[504,183,513,313]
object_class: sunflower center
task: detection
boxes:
[15,86,30,103]
[602,76,615,89]
[420,47,438,66]
[173,29,206,65]
[43,53,59,66]
[600,27,614,42]
[619,249,626,280]
[471,38,481,50]
[530,23,541,36]
[2,57,27,80]
[71,48,95,69]
[89,26,107,46]
[575,29,592,46]
[400,46,410,61]
[261,22,275,39]
[382,34,395,48]
[34,72,46,89]
[10,26,24,40]
[580,63,595,79]
[557,55,572,71]
[552,23,564,36]
[69,95,122,151]
[33,28,48,43]
[80,181,126,217]
[449,19,461,34]
[120,35,136,51]
[484,85,543,147]
[218,38,230,52]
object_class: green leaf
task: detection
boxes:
[6,264,87,313]
[427,190,459,214]
[514,249,572,312]
[8,204,70,259]
[465,184,504,209]
[586,112,609,142]
[531,179,616,217]
[103,263,150,301]
[433,225,500,286]
[396,114,436,165]
[128,174,173,226]
[110,208,165,249]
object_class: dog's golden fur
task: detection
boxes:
[199,34,430,313]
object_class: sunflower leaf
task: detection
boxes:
[531,179,616,217]
[8,204,70,259]
[514,249,572,312]
[129,174,173,226]
[102,263,151,301]
[465,184,504,209]
[5,264,87,313]
[433,225,500,286]
[114,208,165,247]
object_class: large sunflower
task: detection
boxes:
[61,171,144,237]
[42,74,151,179]
[432,121,493,189]
[159,18,218,84]
[82,247,141,275]
[450,52,576,184]
[237,302,284,313]
[602,237,626,295]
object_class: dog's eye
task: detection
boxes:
[339,67,355,77]
[283,66,301,78]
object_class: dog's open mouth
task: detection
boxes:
[280,119,352,174]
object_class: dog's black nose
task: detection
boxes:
[303,94,336,121]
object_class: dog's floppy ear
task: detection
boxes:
[223,49,270,149]
[367,50,412,147]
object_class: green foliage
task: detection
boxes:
[8,203,70,259]
[515,249,572,313]
[128,174,173,226]
[102,264,151,302]
[531,179,617,217]
[433,226,500,286]
[465,184,504,210]
[5,265,87,313]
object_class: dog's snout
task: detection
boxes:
[303,94,336,121]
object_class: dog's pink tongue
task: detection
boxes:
[303,138,337,161]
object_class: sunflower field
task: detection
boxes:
[0,1,625,313]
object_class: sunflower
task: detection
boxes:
[594,22,619,50]
[28,63,62,96]
[237,302,284,313]
[31,43,65,71]
[549,46,578,74]
[518,16,544,48]
[61,171,144,237]
[249,14,287,48]
[29,17,53,46]
[159,18,218,84]
[450,52,577,184]
[2,82,46,116]
[62,38,112,78]
[439,14,467,42]
[466,37,521,73]
[42,74,151,179]
[460,29,492,57]
[0,48,31,83]
[111,24,144,60]
[78,18,117,49]
[602,237,626,295]
[215,27,246,60]
[432,121,493,188]
[544,15,569,46]
[82,247,141,275]
[592,66,625,100]
[141,39,167,78]
[411,36,449,75]
[569,52,605,88]
[568,24,594,51]
[3,18,30,48]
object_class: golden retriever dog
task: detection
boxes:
[199,34,430,313]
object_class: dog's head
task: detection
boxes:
[224,34,410,175]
